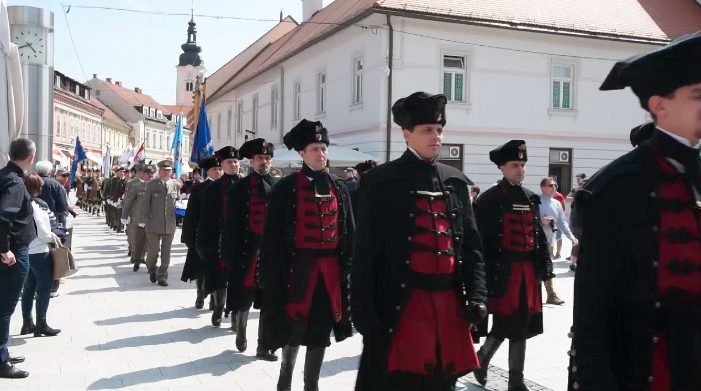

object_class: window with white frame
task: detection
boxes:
[271,85,279,126]
[252,95,259,132]
[352,57,363,104]
[442,54,467,103]
[143,106,148,116]
[294,81,301,120]
[217,113,222,140]
[317,71,326,113]
[227,108,232,137]
[56,116,61,137]
[150,108,156,118]
[237,101,243,136]
[552,65,574,110]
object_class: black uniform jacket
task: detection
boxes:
[220,173,279,311]
[568,131,701,391]
[351,150,487,390]
[472,179,552,339]
[180,179,214,282]
[259,171,355,350]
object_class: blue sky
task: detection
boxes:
[8,0,330,105]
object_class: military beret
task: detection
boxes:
[600,31,701,111]
[392,92,447,130]
[198,155,221,171]
[157,160,174,170]
[142,164,157,173]
[283,119,329,151]
[489,140,528,167]
[239,138,274,159]
[215,146,239,162]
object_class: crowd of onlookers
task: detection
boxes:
[0,139,75,379]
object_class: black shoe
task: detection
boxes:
[128,251,132,257]
[34,319,61,337]
[20,319,35,335]
[195,297,204,310]
[211,307,223,327]
[256,349,278,361]
[0,362,28,379]
[149,272,157,283]
[133,262,140,272]
[569,264,577,272]
[158,280,169,287]
[9,356,25,364]
[195,279,205,310]
[236,334,247,352]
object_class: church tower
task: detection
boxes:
[175,14,205,106]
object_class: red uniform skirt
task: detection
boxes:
[387,288,479,378]
[489,261,541,316]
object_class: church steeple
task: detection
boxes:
[179,13,203,67]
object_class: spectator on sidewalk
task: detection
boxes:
[21,173,64,339]
[471,185,481,200]
[552,183,566,260]
[0,139,37,379]
[35,161,69,298]
[344,167,358,192]
[539,177,578,305]
[565,173,586,271]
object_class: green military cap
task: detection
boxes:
[157,160,174,170]
[56,168,70,176]
[142,164,157,173]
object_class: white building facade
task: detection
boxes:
[204,0,700,194]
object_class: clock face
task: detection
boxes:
[11,27,47,65]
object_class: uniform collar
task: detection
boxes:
[407,146,438,163]
[656,126,701,150]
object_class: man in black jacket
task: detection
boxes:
[221,138,278,361]
[260,120,355,391]
[472,140,552,391]
[568,31,701,391]
[197,146,241,327]
[352,92,487,391]
[0,139,37,379]
[35,161,68,225]
[180,155,221,309]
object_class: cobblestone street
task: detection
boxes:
[1,208,573,391]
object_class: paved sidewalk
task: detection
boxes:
[1,209,572,391]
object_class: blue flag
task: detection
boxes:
[190,97,214,164]
[172,114,184,179]
[70,137,87,186]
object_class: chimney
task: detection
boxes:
[115,81,122,87]
[106,78,112,83]
[280,10,283,22]
[93,73,97,79]
[134,87,142,94]
[302,0,322,22]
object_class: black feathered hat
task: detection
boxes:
[489,140,528,167]
[239,138,274,159]
[600,31,701,111]
[354,160,377,175]
[198,155,221,171]
[283,119,329,151]
[214,146,239,162]
[392,92,447,130]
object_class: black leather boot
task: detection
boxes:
[230,311,238,332]
[20,317,35,335]
[474,336,503,386]
[195,279,205,309]
[235,310,249,352]
[208,295,214,310]
[34,319,61,337]
[211,289,226,327]
[276,345,300,391]
[508,340,531,391]
[303,347,326,391]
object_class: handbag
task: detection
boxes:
[51,236,77,279]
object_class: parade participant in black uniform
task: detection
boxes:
[352,92,487,391]
[568,31,701,391]
[350,160,376,223]
[197,146,241,327]
[260,119,354,391]
[221,138,278,361]
[181,156,222,309]
[110,167,127,233]
[472,140,552,391]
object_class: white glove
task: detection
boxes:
[138,223,145,228]
[120,219,128,225]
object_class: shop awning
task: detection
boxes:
[84,152,102,166]
[52,148,69,167]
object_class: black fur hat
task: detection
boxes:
[283,119,329,151]
[392,92,447,130]
[239,138,274,159]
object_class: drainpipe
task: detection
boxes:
[385,14,394,163]
[279,65,285,143]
